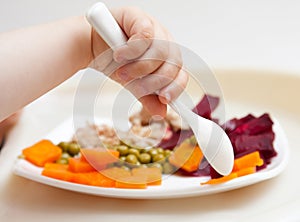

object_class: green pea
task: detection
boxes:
[114,156,126,167]
[68,143,81,156]
[61,152,71,159]
[140,149,148,153]
[152,153,165,163]
[128,148,140,157]
[56,158,68,165]
[138,153,151,164]
[125,154,138,164]
[156,147,164,154]
[148,149,158,157]
[119,156,126,162]
[164,149,173,157]
[131,161,141,168]
[116,145,129,156]
[57,142,70,152]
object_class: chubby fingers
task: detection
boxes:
[158,68,189,104]
[125,66,189,114]
[107,7,189,116]
[111,7,171,82]
[111,7,154,62]
[119,39,187,102]
[113,40,169,83]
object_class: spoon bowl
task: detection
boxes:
[170,100,234,175]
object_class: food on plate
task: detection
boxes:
[80,148,119,171]
[68,157,97,173]
[22,140,62,167]
[19,94,278,189]
[41,151,162,189]
[42,163,73,182]
[201,151,264,185]
[168,137,203,172]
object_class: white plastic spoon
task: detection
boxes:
[86,2,234,175]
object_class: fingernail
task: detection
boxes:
[164,92,171,102]
[160,92,171,104]
[151,115,164,121]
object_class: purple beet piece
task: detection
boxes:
[192,94,219,119]
[223,114,255,133]
[158,130,193,150]
[230,114,273,136]
[226,113,277,169]
[233,132,276,159]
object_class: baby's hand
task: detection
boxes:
[91,7,188,117]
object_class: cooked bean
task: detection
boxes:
[152,153,165,163]
[68,143,81,156]
[116,145,129,156]
[128,148,140,157]
[138,153,151,164]
[125,154,138,164]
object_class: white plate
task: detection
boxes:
[13,117,289,199]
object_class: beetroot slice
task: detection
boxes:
[179,113,277,178]
[159,94,219,150]
[225,113,277,161]
[158,130,193,150]
[226,113,273,136]
[223,114,255,133]
[192,94,219,119]
[160,94,277,179]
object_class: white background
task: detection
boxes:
[1,0,300,74]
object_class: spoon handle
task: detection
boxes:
[86,2,128,48]
[169,100,197,123]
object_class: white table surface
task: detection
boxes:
[1,1,300,221]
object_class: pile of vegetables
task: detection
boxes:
[20,94,277,189]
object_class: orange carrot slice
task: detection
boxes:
[131,167,162,186]
[201,151,263,185]
[169,141,203,172]
[100,167,131,182]
[233,151,264,172]
[236,167,256,177]
[201,173,238,185]
[101,167,148,189]
[23,140,62,167]
[72,172,115,187]
[43,163,115,187]
[115,175,147,189]
[68,157,98,173]
[42,163,74,182]
[80,148,119,171]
